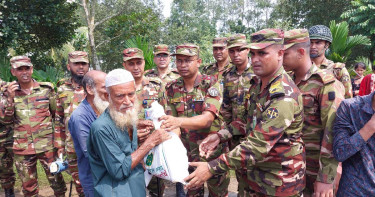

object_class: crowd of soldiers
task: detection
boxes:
[0,24,353,197]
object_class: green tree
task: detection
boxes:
[327,20,370,63]
[0,0,80,69]
[270,0,351,28]
[341,0,375,62]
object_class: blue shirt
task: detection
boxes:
[333,91,375,196]
[69,99,97,197]
[87,109,145,197]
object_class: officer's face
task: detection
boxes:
[11,66,33,84]
[213,46,228,62]
[107,82,136,114]
[228,46,249,66]
[123,58,145,79]
[250,45,284,78]
[153,53,171,69]
[310,39,328,58]
[67,61,89,77]
[176,55,201,79]
[283,47,300,72]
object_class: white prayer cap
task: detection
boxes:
[105,69,135,88]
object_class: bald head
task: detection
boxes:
[82,70,107,94]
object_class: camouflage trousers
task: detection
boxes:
[187,166,230,197]
[66,132,84,196]
[230,136,248,195]
[147,176,165,197]
[0,140,15,189]
[303,174,316,195]
[14,149,67,197]
[242,187,303,197]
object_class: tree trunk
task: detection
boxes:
[82,0,101,70]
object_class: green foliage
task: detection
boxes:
[0,54,16,82]
[32,66,65,88]
[0,0,80,70]
[341,0,375,62]
[270,0,351,28]
[124,36,156,71]
[327,20,370,63]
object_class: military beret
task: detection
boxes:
[172,43,199,57]
[248,29,284,49]
[154,44,170,55]
[227,34,248,49]
[123,48,144,62]
[68,51,89,63]
[284,29,310,50]
[10,56,33,69]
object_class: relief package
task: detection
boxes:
[144,102,189,185]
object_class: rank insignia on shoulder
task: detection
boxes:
[266,107,279,119]
[328,91,335,101]
[269,81,282,94]
[208,87,219,97]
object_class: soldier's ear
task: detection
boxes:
[67,62,71,71]
[10,68,16,76]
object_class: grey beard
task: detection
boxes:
[93,90,109,114]
[108,103,139,131]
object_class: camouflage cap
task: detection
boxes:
[154,44,170,55]
[249,29,284,49]
[123,48,144,62]
[212,37,228,47]
[10,56,33,69]
[227,34,248,49]
[172,43,199,57]
[284,29,310,49]
[68,51,89,63]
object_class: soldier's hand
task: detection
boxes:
[6,81,19,101]
[137,119,154,131]
[314,181,334,197]
[199,134,220,158]
[146,129,171,147]
[184,162,213,190]
[137,128,151,144]
[159,115,182,131]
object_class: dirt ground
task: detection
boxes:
[9,177,239,197]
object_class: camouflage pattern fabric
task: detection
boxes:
[0,79,15,189]
[291,64,344,193]
[165,74,229,196]
[144,68,180,85]
[10,80,55,155]
[220,62,254,148]
[14,149,66,197]
[199,62,233,91]
[211,66,306,196]
[54,78,85,196]
[135,77,166,196]
[319,58,352,98]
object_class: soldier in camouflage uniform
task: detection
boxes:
[4,56,66,197]
[145,44,180,84]
[283,29,345,197]
[200,37,232,88]
[0,79,15,197]
[122,48,167,197]
[160,44,230,197]
[309,25,352,98]
[54,51,89,196]
[216,34,255,194]
[191,29,306,196]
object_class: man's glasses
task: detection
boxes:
[156,54,169,58]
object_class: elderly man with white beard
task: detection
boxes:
[68,70,108,197]
[87,69,171,197]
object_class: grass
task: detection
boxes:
[11,161,73,190]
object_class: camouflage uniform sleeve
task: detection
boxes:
[208,97,299,173]
[220,80,232,125]
[335,65,352,99]
[204,81,222,117]
[54,88,65,149]
[0,92,14,125]
[316,81,344,183]
[165,85,177,116]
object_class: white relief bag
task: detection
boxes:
[143,102,189,186]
